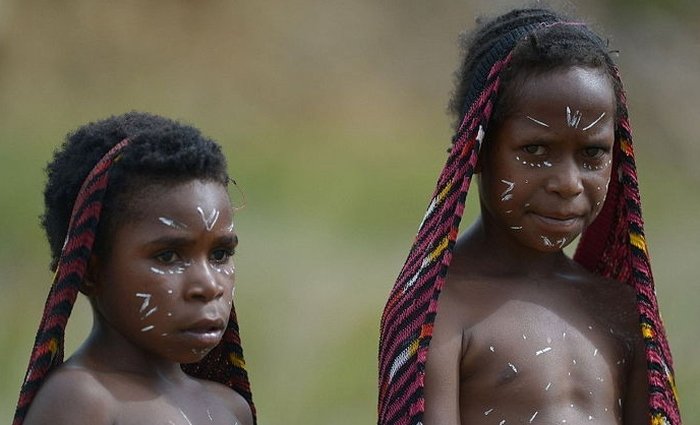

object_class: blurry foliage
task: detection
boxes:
[0,1,698,424]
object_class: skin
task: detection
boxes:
[423,67,648,425]
[24,179,253,425]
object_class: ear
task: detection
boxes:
[81,254,101,296]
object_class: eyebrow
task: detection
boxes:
[144,234,238,248]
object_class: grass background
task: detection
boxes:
[1,0,698,423]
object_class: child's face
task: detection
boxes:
[478,66,616,252]
[91,179,237,364]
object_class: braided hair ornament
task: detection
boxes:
[14,137,255,424]
[377,10,680,425]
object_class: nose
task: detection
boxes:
[545,158,584,199]
[185,260,224,302]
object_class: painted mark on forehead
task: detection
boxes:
[566,106,583,128]
[529,411,538,423]
[158,217,188,229]
[197,207,220,231]
[535,347,552,356]
[581,112,606,131]
[141,325,155,332]
[500,180,515,201]
[526,116,550,128]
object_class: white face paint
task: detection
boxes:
[158,216,188,229]
[500,179,515,202]
[566,106,582,128]
[196,206,220,231]
[581,112,606,131]
[526,115,550,128]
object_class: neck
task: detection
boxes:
[457,215,576,279]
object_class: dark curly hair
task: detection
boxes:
[448,7,624,133]
[42,111,229,270]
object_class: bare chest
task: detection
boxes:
[458,300,632,423]
[108,385,241,425]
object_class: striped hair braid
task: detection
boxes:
[13,138,131,425]
[378,9,681,425]
[574,67,681,423]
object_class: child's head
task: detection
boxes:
[448,8,623,133]
[16,112,255,425]
[42,111,229,270]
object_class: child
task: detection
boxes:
[378,8,681,425]
[14,112,255,425]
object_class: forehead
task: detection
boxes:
[509,66,615,117]
[123,180,232,223]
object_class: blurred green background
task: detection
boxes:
[1,0,698,423]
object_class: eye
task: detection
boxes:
[155,250,180,264]
[583,146,606,158]
[523,145,546,155]
[210,248,235,264]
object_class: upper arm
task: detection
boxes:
[23,369,114,425]
[623,323,650,423]
[423,284,465,425]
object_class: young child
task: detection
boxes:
[14,112,255,425]
[378,8,681,425]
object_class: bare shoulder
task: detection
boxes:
[200,380,254,425]
[23,365,115,425]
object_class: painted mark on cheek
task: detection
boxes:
[179,409,194,425]
[197,207,220,231]
[510,226,523,231]
[541,236,554,247]
[581,112,606,131]
[535,347,552,356]
[150,267,165,275]
[207,409,214,422]
[144,307,158,318]
[500,421,506,425]
[158,217,187,229]
[556,238,567,249]
[526,116,550,128]
[529,411,539,423]
[545,382,552,391]
[508,362,518,373]
[136,293,152,312]
[484,408,494,416]
[141,325,155,332]
[566,106,582,128]
[500,180,515,201]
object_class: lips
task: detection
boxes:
[531,212,583,230]
[181,317,226,346]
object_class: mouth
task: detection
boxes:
[181,318,226,346]
[531,213,583,230]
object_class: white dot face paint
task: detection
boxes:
[197,206,220,231]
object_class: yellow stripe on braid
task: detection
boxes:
[641,322,655,340]
[651,413,671,425]
[437,180,454,204]
[619,138,633,156]
[229,352,246,369]
[629,232,648,256]
[428,236,450,264]
[47,337,59,363]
